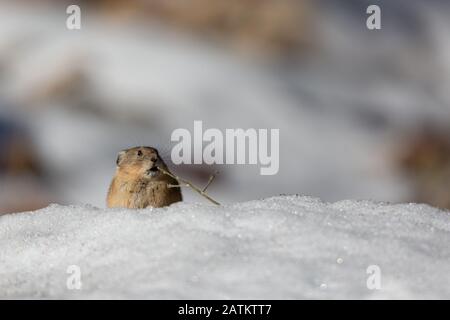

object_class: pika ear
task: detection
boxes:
[116,151,126,167]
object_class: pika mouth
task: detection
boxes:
[146,165,159,177]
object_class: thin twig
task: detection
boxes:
[157,167,221,206]
[202,171,219,192]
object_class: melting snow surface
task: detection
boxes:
[0,196,449,299]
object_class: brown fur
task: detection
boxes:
[107,147,182,208]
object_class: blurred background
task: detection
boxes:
[1,0,450,214]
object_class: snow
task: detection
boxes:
[0,196,449,299]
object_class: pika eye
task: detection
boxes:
[137,150,143,156]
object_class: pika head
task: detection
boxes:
[115,146,168,180]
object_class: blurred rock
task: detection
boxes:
[0,118,41,175]
[398,127,450,209]
[0,117,54,214]
[0,176,54,215]
[94,0,313,57]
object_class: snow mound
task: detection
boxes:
[0,196,449,299]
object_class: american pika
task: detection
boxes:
[107,146,182,208]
